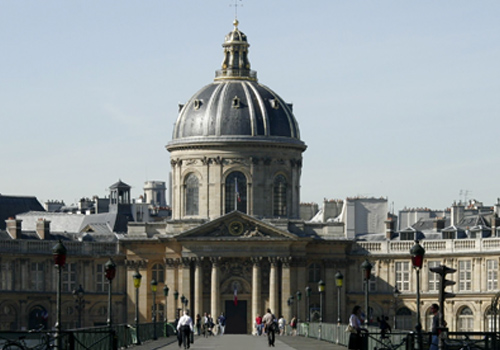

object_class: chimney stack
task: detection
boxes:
[36,218,51,240]
[6,217,22,239]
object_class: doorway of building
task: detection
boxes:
[224,300,247,334]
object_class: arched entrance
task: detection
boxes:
[28,305,49,330]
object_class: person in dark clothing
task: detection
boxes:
[262,308,277,347]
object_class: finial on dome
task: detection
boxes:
[233,19,239,29]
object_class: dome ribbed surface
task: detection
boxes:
[171,80,301,143]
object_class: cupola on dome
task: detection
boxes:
[168,20,305,150]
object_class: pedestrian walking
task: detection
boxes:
[255,314,263,336]
[278,315,286,336]
[218,312,226,335]
[176,310,194,349]
[262,308,277,347]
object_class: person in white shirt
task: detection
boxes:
[177,310,194,349]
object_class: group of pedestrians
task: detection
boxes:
[176,311,226,349]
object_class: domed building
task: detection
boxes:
[167,19,306,220]
[122,20,349,334]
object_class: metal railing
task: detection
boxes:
[0,323,177,350]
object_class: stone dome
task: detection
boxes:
[168,20,305,150]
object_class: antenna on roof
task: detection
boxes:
[230,0,243,20]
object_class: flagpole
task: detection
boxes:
[234,178,237,211]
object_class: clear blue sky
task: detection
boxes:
[1,1,499,212]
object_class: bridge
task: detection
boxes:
[132,334,346,350]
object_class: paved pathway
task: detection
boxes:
[130,334,347,350]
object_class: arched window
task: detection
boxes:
[457,306,474,332]
[185,173,199,216]
[225,171,247,214]
[308,263,321,283]
[152,263,165,284]
[273,175,287,217]
[396,307,413,331]
[485,307,499,332]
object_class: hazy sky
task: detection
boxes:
[1,1,499,213]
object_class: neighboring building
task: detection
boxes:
[1,20,499,335]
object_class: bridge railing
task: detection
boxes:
[0,322,177,350]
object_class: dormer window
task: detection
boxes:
[232,96,240,109]
[270,99,280,109]
[193,99,202,110]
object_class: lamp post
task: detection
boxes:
[180,295,186,312]
[393,286,401,329]
[411,240,425,350]
[104,258,116,327]
[287,296,294,323]
[361,259,373,326]
[184,298,189,312]
[133,270,142,345]
[52,240,67,350]
[72,284,85,328]
[174,291,179,319]
[296,291,302,323]
[163,285,169,322]
[305,286,312,322]
[318,280,325,323]
[335,271,344,344]
[151,279,158,340]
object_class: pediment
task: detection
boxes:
[175,211,297,241]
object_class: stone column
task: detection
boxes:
[269,257,279,315]
[251,257,262,321]
[280,257,292,322]
[165,258,178,321]
[180,258,191,313]
[210,257,221,318]
[194,258,203,319]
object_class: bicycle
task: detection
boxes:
[367,332,408,350]
[1,329,55,350]
[444,334,485,350]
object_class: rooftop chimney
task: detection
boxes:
[6,217,22,239]
[36,218,51,240]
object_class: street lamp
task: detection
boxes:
[52,240,67,350]
[72,284,85,328]
[361,259,373,326]
[296,291,302,323]
[335,271,343,344]
[174,290,179,319]
[180,295,186,312]
[288,296,294,323]
[163,285,169,322]
[393,286,401,329]
[411,240,425,350]
[184,298,189,312]
[104,258,116,327]
[151,279,158,340]
[305,286,312,322]
[318,280,325,322]
[133,270,142,345]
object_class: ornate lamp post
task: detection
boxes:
[180,295,186,312]
[52,240,67,350]
[318,280,325,323]
[335,271,344,344]
[361,259,373,326]
[151,279,158,340]
[296,291,302,323]
[174,290,179,319]
[163,285,169,322]
[104,258,116,327]
[72,284,85,328]
[411,240,425,350]
[393,286,401,329]
[133,271,142,345]
[305,286,312,322]
[287,296,294,324]
[184,298,189,312]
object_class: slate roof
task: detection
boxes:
[0,194,45,230]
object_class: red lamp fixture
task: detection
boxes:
[410,240,425,269]
[52,240,67,267]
